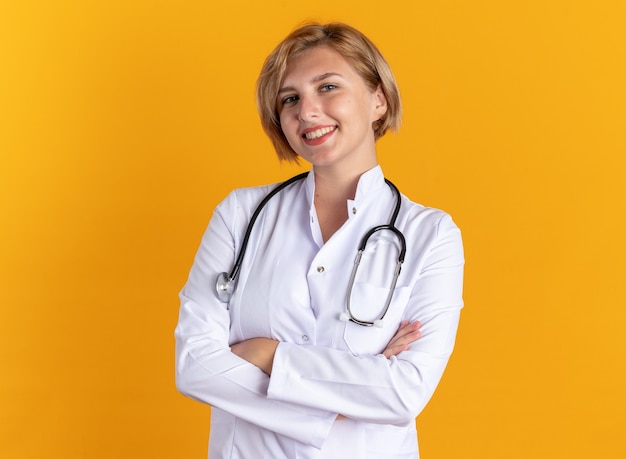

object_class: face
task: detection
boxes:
[277,46,387,172]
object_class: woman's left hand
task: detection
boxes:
[382,320,421,359]
[231,338,279,375]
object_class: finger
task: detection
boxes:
[383,339,416,358]
[386,321,421,347]
[396,320,421,335]
[382,324,422,358]
[388,329,421,351]
[382,343,409,358]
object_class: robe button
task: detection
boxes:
[317,266,325,273]
[302,335,309,342]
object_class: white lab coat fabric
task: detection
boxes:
[175,166,464,459]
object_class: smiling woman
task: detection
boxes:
[277,46,387,175]
[175,22,464,459]
[257,23,402,162]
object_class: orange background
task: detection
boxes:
[1,1,625,458]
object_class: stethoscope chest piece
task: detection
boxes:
[216,272,234,303]
[339,312,385,328]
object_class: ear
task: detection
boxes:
[373,85,388,121]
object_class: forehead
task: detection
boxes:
[281,45,360,85]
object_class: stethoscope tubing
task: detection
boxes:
[216,171,406,327]
[226,172,309,284]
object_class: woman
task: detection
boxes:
[175,22,464,458]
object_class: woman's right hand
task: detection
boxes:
[382,320,421,359]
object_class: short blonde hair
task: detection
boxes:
[256,22,402,162]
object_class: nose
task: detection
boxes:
[297,95,320,122]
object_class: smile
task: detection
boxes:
[303,126,336,140]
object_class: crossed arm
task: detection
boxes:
[230,320,421,421]
[230,320,422,375]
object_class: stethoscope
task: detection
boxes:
[216,172,406,328]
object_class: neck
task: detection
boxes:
[311,163,378,243]
[314,172,357,203]
[312,161,378,202]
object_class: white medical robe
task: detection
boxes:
[175,166,464,458]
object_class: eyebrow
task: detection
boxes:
[278,72,343,94]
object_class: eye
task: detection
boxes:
[281,94,299,106]
[320,84,338,92]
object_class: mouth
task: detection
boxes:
[302,126,336,140]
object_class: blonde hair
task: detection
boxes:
[256,22,402,162]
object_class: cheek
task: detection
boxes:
[279,114,301,147]
[333,95,367,119]
[278,113,292,134]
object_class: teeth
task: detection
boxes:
[304,126,335,140]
